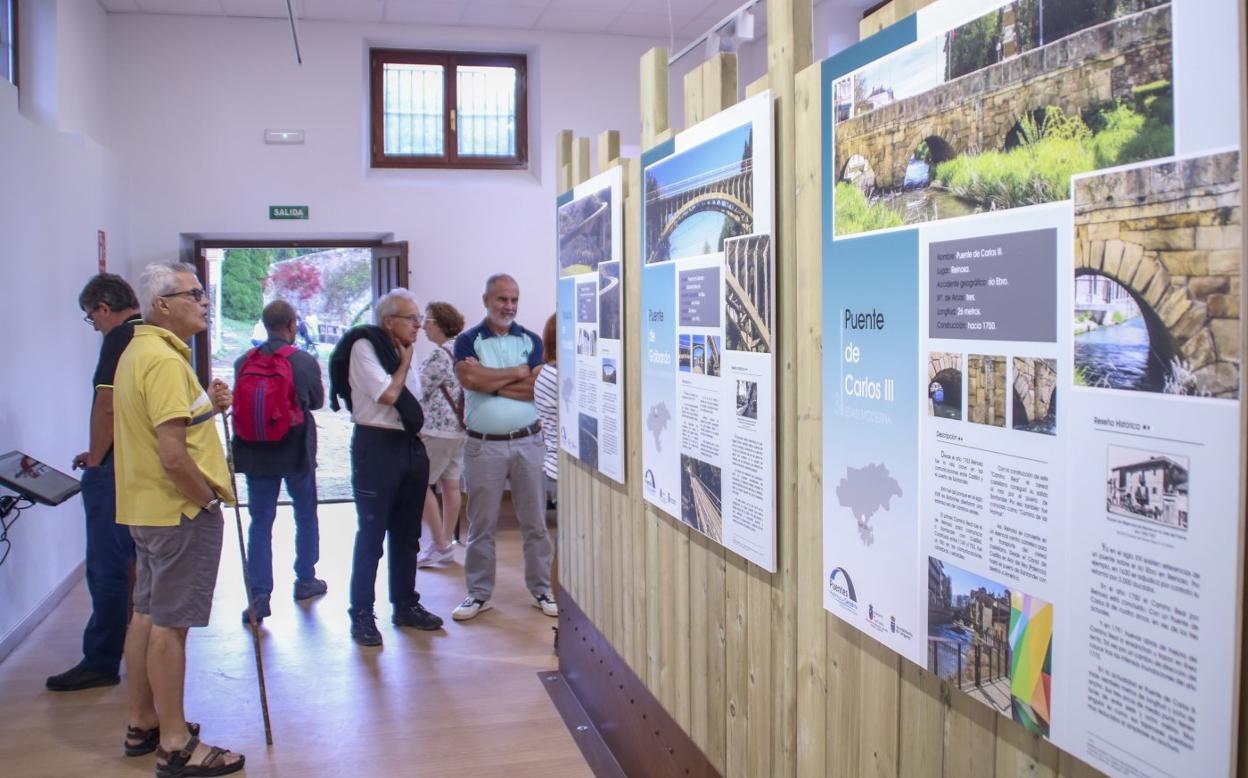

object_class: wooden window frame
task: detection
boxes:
[370,48,528,171]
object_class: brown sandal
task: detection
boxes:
[154,735,244,777]
[124,721,201,757]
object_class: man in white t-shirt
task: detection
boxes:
[327,288,444,646]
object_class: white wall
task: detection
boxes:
[0,0,128,654]
[668,0,869,131]
[107,14,661,353]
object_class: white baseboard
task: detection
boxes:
[0,561,85,664]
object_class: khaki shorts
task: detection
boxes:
[130,508,224,628]
[424,435,465,483]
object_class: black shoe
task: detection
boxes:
[293,577,328,601]
[349,607,383,646]
[392,601,444,631]
[45,663,120,692]
[241,594,271,625]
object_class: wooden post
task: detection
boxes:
[640,48,669,149]
[684,63,705,127]
[596,129,620,173]
[556,129,573,194]
[794,59,827,778]
[572,137,591,187]
[765,0,811,774]
[702,53,737,118]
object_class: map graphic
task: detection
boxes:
[646,402,671,451]
[836,463,902,546]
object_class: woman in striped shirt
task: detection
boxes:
[533,313,559,508]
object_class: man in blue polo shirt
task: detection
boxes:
[450,274,557,621]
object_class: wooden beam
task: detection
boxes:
[746,74,769,99]
[702,52,738,116]
[765,0,811,773]
[794,58,828,778]
[572,137,591,186]
[684,63,705,127]
[640,47,669,148]
[556,129,574,194]
[596,130,620,174]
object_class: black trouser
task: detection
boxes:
[348,425,428,611]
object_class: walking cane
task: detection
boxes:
[220,409,275,746]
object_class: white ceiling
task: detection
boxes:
[95,0,861,43]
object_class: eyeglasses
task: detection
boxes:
[161,288,207,302]
[391,314,423,325]
[82,305,101,325]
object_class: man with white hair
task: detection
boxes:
[114,262,243,774]
[328,287,444,646]
[451,274,556,622]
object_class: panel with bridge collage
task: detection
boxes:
[638,91,777,571]
[819,1,1244,776]
[556,165,625,484]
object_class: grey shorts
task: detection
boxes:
[130,508,224,628]
[424,435,465,483]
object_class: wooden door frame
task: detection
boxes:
[191,238,388,387]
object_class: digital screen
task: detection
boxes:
[0,450,81,506]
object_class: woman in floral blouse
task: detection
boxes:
[416,301,466,567]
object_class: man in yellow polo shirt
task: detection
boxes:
[114,262,244,775]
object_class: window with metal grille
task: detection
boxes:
[370,49,527,170]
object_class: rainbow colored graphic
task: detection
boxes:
[1008,592,1053,736]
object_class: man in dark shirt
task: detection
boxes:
[46,274,143,692]
[232,300,326,624]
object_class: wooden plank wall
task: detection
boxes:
[556,0,1243,775]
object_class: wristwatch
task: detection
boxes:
[203,495,224,513]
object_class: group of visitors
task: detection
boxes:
[48,265,560,776]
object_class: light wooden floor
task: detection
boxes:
[0,502,590,778]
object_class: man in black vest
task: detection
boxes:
[233,299,326,624]
[46,274,143,692]
[329,288,443,645]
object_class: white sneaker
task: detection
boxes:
[452,596,492,621]
[533,593,559,617]
[416,545,455,568]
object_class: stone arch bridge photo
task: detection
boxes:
[1073,151,1241,399]
[833,1,1174,234]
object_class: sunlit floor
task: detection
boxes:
[0,502,588,777]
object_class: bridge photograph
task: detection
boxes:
[724,234,773,353]
[680,454,723,542]
[558,184,612,276]
[644,122,755,263]
[1073,152,1241,399]
[1012,357,1057,435]
[927,352,963,420]
[968,354,1007,428]
[598,260,621,339]
[832,0,1175,237]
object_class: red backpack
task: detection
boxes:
[233,345,303,442]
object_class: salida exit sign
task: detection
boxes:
[269,205,309,220]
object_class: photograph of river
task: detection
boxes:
[832,0,1174,237]
[927,352,963,420]
[927,557,1053,736]
[1072,152,1242,399]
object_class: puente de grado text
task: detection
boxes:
[646,159,754,262]
[834,4,1172,190]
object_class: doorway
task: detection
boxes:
[193,240,409,504]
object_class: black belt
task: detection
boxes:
[466,421,541,441]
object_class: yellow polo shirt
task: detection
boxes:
[114,324,234,526]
